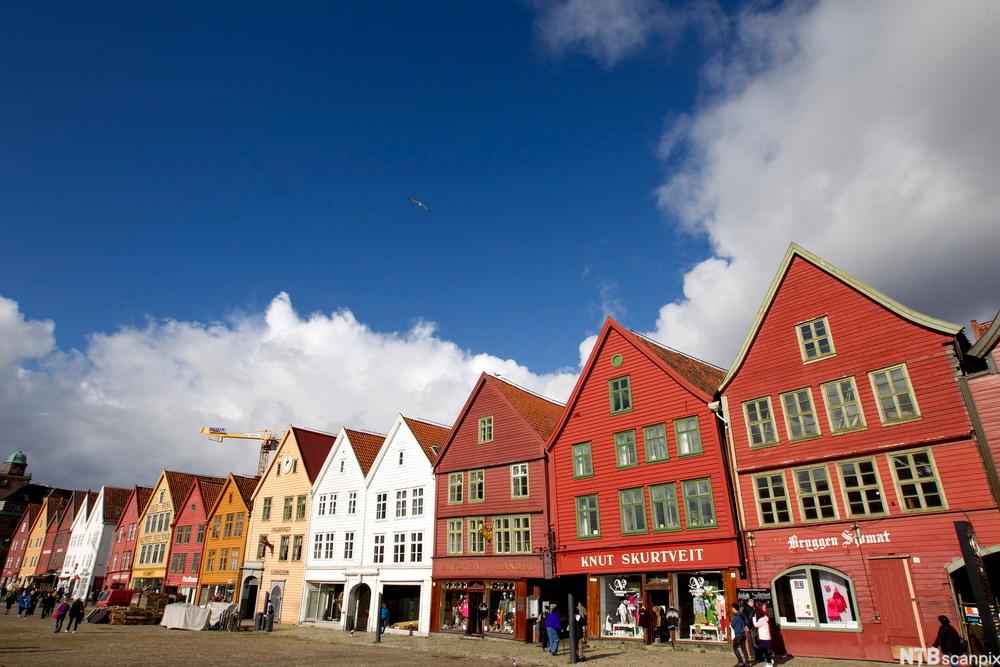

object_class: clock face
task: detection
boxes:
[282,456,293,473]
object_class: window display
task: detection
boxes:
[676,572,726,642]
[774,566,858,630]
[440,585,470,632]
[439,581,517,634]
[600,575,643,638]
[304,583,344,622]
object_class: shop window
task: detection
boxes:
[575,495,600,538]
[679,573,728,642]
[619,488,647,535]
[675,417,703,456]
[573,442,594,478]
[837,458,886,517]
[644,424,668,462]
[682,478,717,529]
[797,317,835,361]
[305,583,345,622]
[773,566,858,630]
[448,473,464,504]
[511,463,529,498]
[615,430,638,468]
[753,472,793,526]
[650,483,679,531]
[468,517,486,553]
[469,469,485,502]
[609,376,633,414]
[889,449,946,511]
[781,388,820,441]
[744,397,778,447]
[478,416,494,443]
[600,575,643,638]
[440,588,469,632]
[794,465,838,521]
[447,519,463,554]
[821,377,866,433]
[869,364,920,424]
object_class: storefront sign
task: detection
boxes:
[271,526,291,533]
[560,540,740,575]
[584,548,704,569]
[181,576,198,585]
[433,556,540,577]
[736,587,773,605]
[786,529,890,552]
[270,569,289,576]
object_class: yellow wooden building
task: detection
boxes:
[17,492,68,586]
[131,471,224,591]
[243,426,335,624]
[196,473,259,609]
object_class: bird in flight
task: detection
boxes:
[408,197,431,212]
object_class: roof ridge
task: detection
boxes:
[488,373,565,407]
[291,425,339,437]
[344,426,388,437]
[629,329,727,372]
[402,415,451,429]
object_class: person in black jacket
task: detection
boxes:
[65,598,85,633]
[932,616,965,660]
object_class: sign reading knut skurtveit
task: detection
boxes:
[557,541,740,575]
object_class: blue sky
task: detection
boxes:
[2,1,717,371]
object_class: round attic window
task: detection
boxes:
[610,353,623,367]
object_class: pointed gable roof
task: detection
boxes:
[545,317,724,452]
[233,475,260,507]
[101,487,133,526]
[719,243,964,391]
[402,417,451,462]
[83,491,100,520]
[343,428,387,476]
[288,426,338,483]
[198,480,225,515]
[160,471,227,511]
[135,486,154,514]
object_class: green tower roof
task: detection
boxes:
[5,451,26,465]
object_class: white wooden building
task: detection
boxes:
[60,487,131,599]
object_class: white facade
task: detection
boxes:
[302,427,378,631]
[359,416,437,636]
[61,489,117,599]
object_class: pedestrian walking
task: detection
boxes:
[545,604,562,656]
[4,590,16,615]
[27,591,38,617]
[665,606,679,648]
[40,592,55,619]
[932,615,967,661]
[66,598,85,633]
[17,591,29,617]
[53,600,70,633]
[539,604,549,650]
[730,603,751,667]
[379,602,390,634]
[753,604,774,667]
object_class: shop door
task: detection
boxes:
[467,592,483,635]
[869,558,924,649]
[353,584,371,632]
[646,588,671,644]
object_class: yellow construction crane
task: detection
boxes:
[200,426,282,476]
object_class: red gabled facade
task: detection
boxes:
[106,486,153,589]
[163,478,224,600]
[1,503,39,585]
[431,373,565,639]
[548,317,739,643]
[721,245,1000,661]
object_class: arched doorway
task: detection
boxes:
[947,545,1000,654]
[270,582,284,620]
[241,576,259,619]
[349,584,371,632]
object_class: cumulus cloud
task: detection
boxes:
[0,293,577,489]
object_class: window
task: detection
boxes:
[781,388,820,440]
[609,376,632,413]
[821,378,866,433]
[795,466,838,521]
[279,536,289,561]
[411,487,424,516]
[283,496,293,521]
[478,416,494,443]
[869,364,920,424]
[615,430,638,468]
[390,490,406,518]
[340,460,345,473]
[469,469,485,502]
[175,526,190,543]
[348,492,357,515]
[576,495,600,538]
[373,534,385,563]
[774,566,858,630]
[229,549,240,570]
[292,535,303,561]
[494,515,532,554]
[343,532,354,559]
[296,495,307,520]
[410,532,423,562]
[838,459,886,517]
[159,490,165,504]
[224,513,234,538]
[797,317,835,362]
[324,532,334,559]
[235,512,244,537]
[393,533,406,563]
[398,451,404,465]
[619,488,647,535]
[261,497,272,521]
[330,494,337,515]
[511,463,529,498]
[644,424,668,462]
[447,519,463,554]
[196,524,205,543]
[256,538,266,560]
[572,442,594,478]
[448,473,463,504]
[682,478,717,528]
[675,417,703,456]
[318,495,327,516]
[313,533,324,559]
[211,516,222,539]
[468,517,486,553]
[375,493,387,520]
[744,397,778,447]
[754,473,793,526]
[650,483,680,531]
[889,449,946,511]
[205,550,215,572]
[128,523,137,540]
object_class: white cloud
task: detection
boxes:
[0,293,577,489]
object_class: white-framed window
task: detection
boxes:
[343,532,354,559]
[510,463,529,498]
[411,487,424,516]
[395,490,408,518]
[888,449,946,511]
[478,416,494,443]
[446,519,463,554]
[781,388,821,440]
[317,494,327,516]
[373,534,385,563]
[744,397,778,447]
[375,493,387,520]
[468,517,485,554]
[330,493,338,515]
[796,317,835,362]
[324,532,334,559]
[348,492,357,515]
[774,566,858,630]
[469,469,485,502]
[410,532,423,562]
[393,533,406,563]
[794,465,838,522]
[869,364,920,424]
[448,473,463,504]
[821,377,866,433]
[313,533,323,559]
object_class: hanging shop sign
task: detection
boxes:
[786,529,891,552]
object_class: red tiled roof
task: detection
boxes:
[633,334,725,396]
[290,427,338,484]
[232,475,260,508]
[344,429,386,476]
[163,471,227,511]
[489,376,565,442]
[102,487,133,525]
[135,486,154,514]
[198,480,226,515]
[402,417,451,463]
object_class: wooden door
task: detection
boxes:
[869,558,924,649]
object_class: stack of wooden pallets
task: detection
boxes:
[108,606,158,625]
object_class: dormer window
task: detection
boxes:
[478,416,494,443]
[797,317,835,362]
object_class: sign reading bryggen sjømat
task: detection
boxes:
[557,541,740,575]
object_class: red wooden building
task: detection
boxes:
[105,485,153,589]
[720,244,1000,661]
[163,478,224,601]
[1,503,39,586]
[431,373,564,640]
[547,317,739,644]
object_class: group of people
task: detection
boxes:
[540,602,588,659]
[1,584,87,634]
[729,599,776,667]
